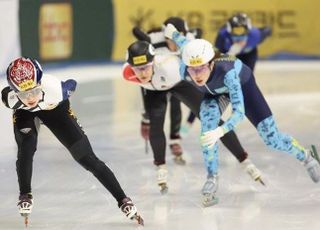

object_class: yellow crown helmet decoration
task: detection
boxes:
[189,56,204,66]
[182,39,215,67]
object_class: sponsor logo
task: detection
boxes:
[20,128,32,134]
[133,55,147,65]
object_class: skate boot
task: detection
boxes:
[119,197,144,226]
[17,193,33,227]
[169,141,186,165]
[241,159,265,185]
[303,146,320,183]
[157,164,168,194]
[201,174,219,207]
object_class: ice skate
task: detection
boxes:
[17,193,33,227]
[120,197,144,226]
[157,165,168,194]
[241,159,265,185]
[201,174,219,207]
[303,145,320,183]
[170,143,186,165]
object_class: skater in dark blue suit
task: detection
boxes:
[215,12,272,71]
[164,24,320,206]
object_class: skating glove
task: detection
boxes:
[200,127,225,149]
[164,23,178,40]
[227,42,246,56]
[132,26,151,42]
[141,120,150,140]
[1,86,12,107]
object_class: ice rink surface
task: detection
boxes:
[0,61,320,230]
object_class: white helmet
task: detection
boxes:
[182,39,215,67]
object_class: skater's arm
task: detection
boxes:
[200,73,244,149]
[132,26,151,42]
[61,79,77,100]
[258,27,272,43]
[1,86,12,108]
[140,87,150,122]
[1,86,21,109]
[164,24,189,49]
[221,61,245,133]
[140,87,150,140]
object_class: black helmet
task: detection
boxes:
[226,13,252,35]
[126,41,155,66]
[163,16,188,35]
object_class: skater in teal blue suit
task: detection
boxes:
[163,23,320,206]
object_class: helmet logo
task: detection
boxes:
[9,59,36,91]
[133,55,148,65]
[189,56,203,66]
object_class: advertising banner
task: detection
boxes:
[112,0,320,60]
[19,0,114,62]
[39,3,73,61]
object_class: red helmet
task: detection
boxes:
[6,57,43,92]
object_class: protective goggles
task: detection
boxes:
[16,86,42,100]
[187,63,210,75]
[231,26,247,36]
[132,62,153,72]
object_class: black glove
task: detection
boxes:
[132,27,151,42]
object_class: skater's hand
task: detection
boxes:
[141,121,150,140]
[200,127,225,149]
[164,23,178,40]
[227,40,246,56]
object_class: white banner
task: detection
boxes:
[0,0,20,78]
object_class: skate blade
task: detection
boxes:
[255,177,266,186]
[20,214,29,227]
[158,183,168,195]
[133,214,144,226]
[202,195,218,207]
[24,216,29,228]
[311,145,320,164]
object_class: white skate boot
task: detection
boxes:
[157,164,168,194]
[201,174,219,207]
[241,159,265,185]
[17,193,33,227]
[303,146,320,183]
[119,197,144,226]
